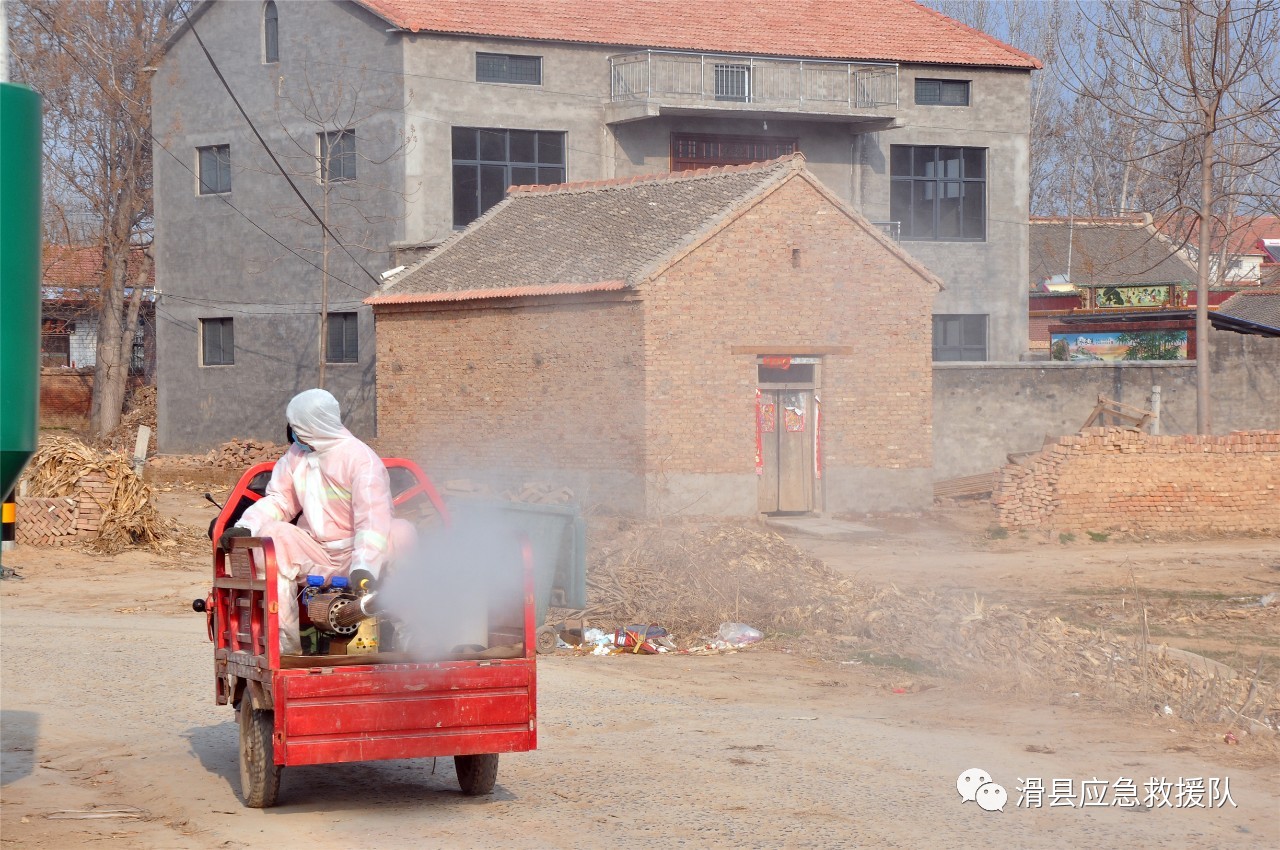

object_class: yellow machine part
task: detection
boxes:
[348,617,379,655]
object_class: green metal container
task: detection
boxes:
[0,83,43,496]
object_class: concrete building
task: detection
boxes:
[153,0,1038,451]
[368,156,940,514]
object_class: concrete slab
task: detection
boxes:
[763,515,882,541]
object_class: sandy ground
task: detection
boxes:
[1,489,1277,848]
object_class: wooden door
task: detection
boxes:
[758,388,813,513]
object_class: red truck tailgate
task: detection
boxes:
[274,659,537,766]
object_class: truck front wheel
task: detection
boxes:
[454,753,498,796]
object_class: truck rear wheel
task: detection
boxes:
[454,753,498,796]
[239,696,282,808]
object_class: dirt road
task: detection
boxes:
[2,497,1278,848]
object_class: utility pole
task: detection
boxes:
[1195,128,1213,434]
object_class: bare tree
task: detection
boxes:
[1059,0,1280,432]
[924,0,1069,213]
[8,0,179,435]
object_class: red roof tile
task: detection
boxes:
[42,245,155,289]
[355,0,1041,69]
[1155,214,1280,257]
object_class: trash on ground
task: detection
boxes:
[46,806,146,820]
[717,622,763,646]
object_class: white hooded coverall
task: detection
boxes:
[238,389,411,654]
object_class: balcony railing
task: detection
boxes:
[872,221,901,242]
[610,50,898,113]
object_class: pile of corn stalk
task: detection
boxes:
[23,436,178,554]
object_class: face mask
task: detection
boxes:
[287,424,313,453]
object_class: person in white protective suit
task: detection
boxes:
[218,389,415,654]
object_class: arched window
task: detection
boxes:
[263,1,279,63]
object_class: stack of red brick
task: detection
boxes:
[15,473,110,546]
[993,429,1280,533]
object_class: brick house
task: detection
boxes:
[154,0,1037,451]
[367,156,940,516]
[39,246,156,427]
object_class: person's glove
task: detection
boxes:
[350,567,377,592]
[218,526,251,550]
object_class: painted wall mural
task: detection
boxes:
[1050,330,1189,362]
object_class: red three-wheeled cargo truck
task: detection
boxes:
[195,458,539,807]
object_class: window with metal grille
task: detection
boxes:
[130,325,146,373]
[714,63,750,102]
[41,322,72,368]
[890,145,986,241]
[319,130,355,182]
[915,78,969,106]
[670,133,797,171]
[264,1,279,63]
[932,314,987,361]
[326,312,358,363]
[451,127,566,227]
[197,144,231,194]
[201,318,234,366]
[476,53,542,85]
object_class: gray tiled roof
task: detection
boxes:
[1029,221,1196,288]
[1213,288,1280,334]
[375,159,800,299]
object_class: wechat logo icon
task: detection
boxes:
[958,768,1007,812]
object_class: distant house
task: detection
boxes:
[1158,214,1280,287]
[40,245,156,377]
[1211,288,1280,337]
[37,246,157,428]
[153,0,1039,452]
[1026,217,1213,361]
[367,156,941,516]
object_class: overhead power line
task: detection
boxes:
[23,9,374,299]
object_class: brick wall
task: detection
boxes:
[39,368,148,429]
[642,176,934,508]
[994,428,1280,533]
[373,174,936,515]
[39,368,94,428]
[374,296,646,510]
[15,473,110,546]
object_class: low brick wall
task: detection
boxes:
[40,368,94,428]
[14,473,110,546]
[994,429,1280,534]
[38,369,148,429]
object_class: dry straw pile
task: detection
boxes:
[857,587,1276,729]
[97,385,157,456]
[583,518,870,640]
[580,517,1277,732]
[23,436,178,554]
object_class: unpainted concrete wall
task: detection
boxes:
[933,331,1280,481]
[153,0,402,451]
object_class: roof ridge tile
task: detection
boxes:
[508,154,802,197]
